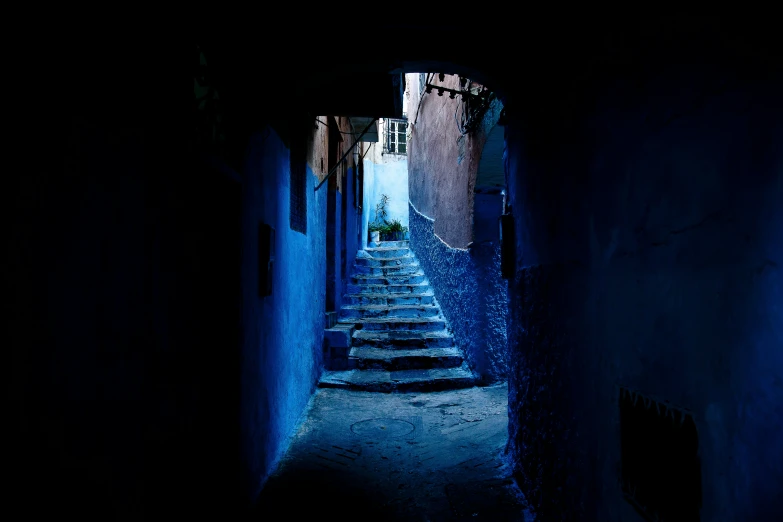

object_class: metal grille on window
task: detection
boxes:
[385,118,408,155]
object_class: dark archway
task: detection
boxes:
[198,22,783,521]
[10,18,782,522]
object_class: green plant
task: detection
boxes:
[374,193,390,225]
[380,218,408,240]
[369,194,392,238]
[368,195,408,240]
[368,221,390,234]
[387,219,408,233]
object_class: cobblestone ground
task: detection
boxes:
[254,383,534,521]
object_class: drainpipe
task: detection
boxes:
[314,117,378,191]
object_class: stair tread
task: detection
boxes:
[356,263,417,268]
[344,292,434,298]
[350,283,431,288]
[350,346,461,359]
[366,245,409,250]
[340,304,438,310]
[340,316,445,324]
[352,329,453,340]
[358,255,415,261]
[352,272,425,278]
[319,364,477,392]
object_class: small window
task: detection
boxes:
[385,118,407,155]
[419,72,426,95]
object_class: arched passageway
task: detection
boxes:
[9,18,782,522]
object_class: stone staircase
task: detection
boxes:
[319,240,478,392]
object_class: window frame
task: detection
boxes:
[384,118,408,155]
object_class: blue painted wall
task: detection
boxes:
[326,186,340,311]
[343,166,360,298]
[362,158,409,235]
[239,127,327,503]
[409,202,509,382]
[505,61,783,521]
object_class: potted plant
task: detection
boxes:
[382,219,408,241]
[368,221,383,244]
[368,194,409,242]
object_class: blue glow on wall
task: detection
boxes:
[240,128,327,503]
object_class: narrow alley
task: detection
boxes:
[255,384,530,521]
[9,18,782,522]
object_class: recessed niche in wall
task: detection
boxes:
[618,387,702,521]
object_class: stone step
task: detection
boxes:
[351,273,427,285]
[345,317,447,332]
[352,264,421,276]
[351,329,456,349]
[355,255,416,267]
[364,247,412,258]
[343,293,435,306]
[346,283,431,295]
[374,240,410,248]
[323,244,475,392]
[349,346,463,371]
[339,304,440,320]
[318,363,478,393]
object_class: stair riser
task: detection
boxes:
[355,257,416,267]
[359,321,446,332]
[353,355,463,371]
[344,295,434,306]
[347,284,431,295]
[367,248,411,258]
[352,336,455,349]
[340,307,439,320]
[353,265,421,276]
[352,274,427,285]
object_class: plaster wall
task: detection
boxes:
[505,61,783,521]
[239,126,330,503]
[343,163,360,294]
[363,158,410,230]
[409,203,509,381]
[407,74,490,249]
[405,72,509,383]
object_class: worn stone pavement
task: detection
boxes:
[253,383,534,521]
